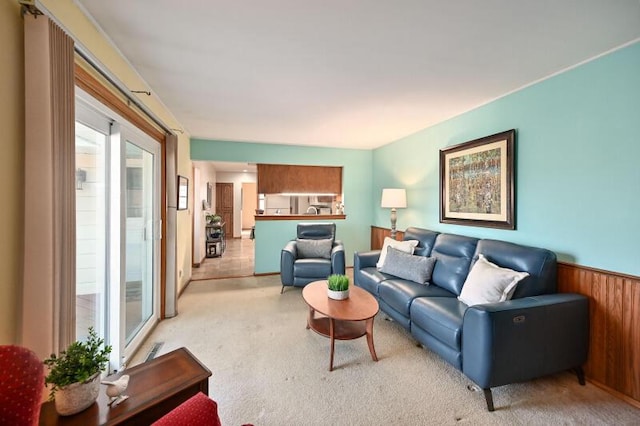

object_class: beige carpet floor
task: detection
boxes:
[131,275,639,425]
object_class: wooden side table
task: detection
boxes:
[302,281,379,371]
[205,223,226,258]
[39,347,211,425]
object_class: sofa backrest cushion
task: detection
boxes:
[403,227,440,257]
[472,239,557,298]
[430,233,479,295]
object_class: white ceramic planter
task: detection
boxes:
[54,372,101,416]
[328,288,349,300]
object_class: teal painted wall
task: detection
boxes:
[372,42,640,276]
[191,140,373,273]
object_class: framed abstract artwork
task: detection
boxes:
[439,129,516,229]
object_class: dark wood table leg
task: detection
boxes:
[329,318,335,371]
[366,317,378,362]
[306,307,313,329]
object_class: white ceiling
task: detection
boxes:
[76,0,640,149]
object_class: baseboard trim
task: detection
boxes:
[178,279,191,297]
[588,378,640,410]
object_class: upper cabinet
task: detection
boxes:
[257,164,342,194]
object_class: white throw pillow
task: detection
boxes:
[458,254,529,306]
[376,237,419,269]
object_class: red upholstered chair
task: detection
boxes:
[152,392,222,426]
[0,345,45,426]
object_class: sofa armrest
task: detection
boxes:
[280,241,297,285]
[152,392,221,426]
[331,240,346,275]
[354,250,381,270]
[462,293,589,389]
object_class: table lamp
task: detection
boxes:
[381,188,406,239]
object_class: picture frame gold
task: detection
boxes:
[439,129,515,229]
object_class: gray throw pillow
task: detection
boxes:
[379,246,436,284]
[296,238,333,259]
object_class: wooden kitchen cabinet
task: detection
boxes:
[257,164,342,194]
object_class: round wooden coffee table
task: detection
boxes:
[302,280,379,371]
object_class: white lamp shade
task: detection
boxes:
[381,188,407,208]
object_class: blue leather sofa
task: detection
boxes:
[280,223,346,293]
[354,227,589,411]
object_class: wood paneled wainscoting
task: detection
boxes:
[369,226,640,408]
[370,226,404,249]
[557,263,640,408]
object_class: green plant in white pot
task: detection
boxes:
[44,327,112,416]
[327,274,350,300]
[206,213,222,224]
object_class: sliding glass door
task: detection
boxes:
[122,133,160,357]
[76,90,161,370]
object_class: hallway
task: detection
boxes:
[191,230,255,280]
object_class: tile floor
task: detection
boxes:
[191,230,255,280]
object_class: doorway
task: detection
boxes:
[191,164,257,280]
[242,182,257,231]
[216,182,234,239]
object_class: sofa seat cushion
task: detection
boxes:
[410,297,468,352]
[379,279,456,317]
[356,266,394,296]
[294,259,331,278]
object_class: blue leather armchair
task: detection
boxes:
[280,223,345,293]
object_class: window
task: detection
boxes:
[126,167,143,218]
[75,118,108,343]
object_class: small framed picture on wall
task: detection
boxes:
[177,175,189,211]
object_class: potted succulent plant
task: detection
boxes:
[44,327,112,416]
[327,274,350,300]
